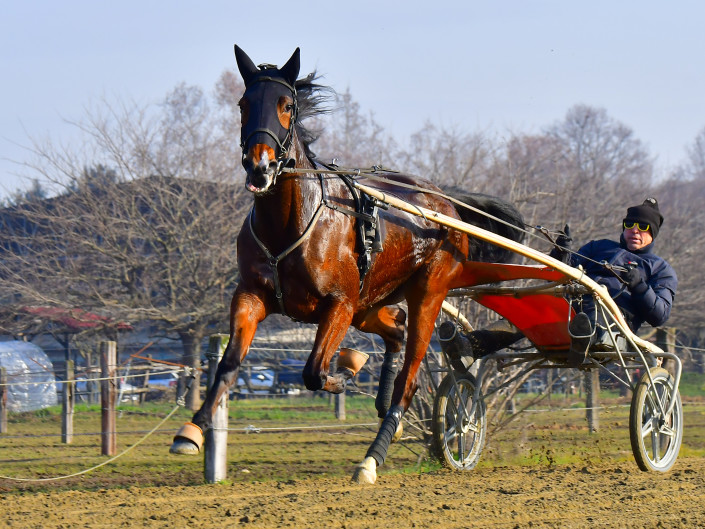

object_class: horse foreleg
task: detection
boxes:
[302,300,354,393]
[170,291,265,455]
[353,291,445,484]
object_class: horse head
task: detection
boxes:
[235,45,300,194]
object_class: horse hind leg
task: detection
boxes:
[355,306,405,450]
[353,289,447,484]
[356,306,406,419]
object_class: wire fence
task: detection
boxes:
[1,334,704,485]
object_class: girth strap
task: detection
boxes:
[248,202,325,318]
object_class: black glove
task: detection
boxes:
[549,224,572,264]
[621,265,648,294]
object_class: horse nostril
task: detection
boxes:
[255,159,274,176]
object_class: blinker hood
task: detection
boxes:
[239,75,297,155]
[235,46,301,160]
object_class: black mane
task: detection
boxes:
[294,72,335,160]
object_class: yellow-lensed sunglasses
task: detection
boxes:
[623,221,650,232]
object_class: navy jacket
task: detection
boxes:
[571,237,677,332]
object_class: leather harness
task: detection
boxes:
[248,170,385,319]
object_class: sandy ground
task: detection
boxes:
[4,456,703,529]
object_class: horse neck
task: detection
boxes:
[252,134,322,244]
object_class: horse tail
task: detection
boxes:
[443,189,525,263]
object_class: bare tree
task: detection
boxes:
[0,71,248,409]
[398,122,496,189]
[654,127,705,332]
[538,105,653,239]
[312,88,397,169]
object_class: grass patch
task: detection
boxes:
[680,372,705,397]
[2,394,704,493]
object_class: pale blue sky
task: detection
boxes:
[1,1,703,198]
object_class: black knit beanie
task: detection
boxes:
[623,197,663,239]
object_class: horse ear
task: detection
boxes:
[280,48,300,86]
[234,45,258,86]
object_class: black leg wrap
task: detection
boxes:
[375,352,400,418]
[365,404,404,466]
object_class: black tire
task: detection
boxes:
[431,373,486,470]
[629,367,683,472]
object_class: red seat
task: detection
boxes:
[457,262,575,351]
[472,293,574,350]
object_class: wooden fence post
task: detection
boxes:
[205,334,229,483]
[335,392,346,420]
[656,327,677,375]
[0,367,7,434]
[100,341,117,456]
[62,360,75,444]
[585,370,600,432]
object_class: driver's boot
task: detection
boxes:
[567,312,593,368]
[438,319,523,373]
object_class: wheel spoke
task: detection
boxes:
[641,420,654,439]
[651,428,661,463]
[456,431,466,462]
[646,384,668,418]
[466,421,480,434]
[446,394,460,418]
[658,424,676,438]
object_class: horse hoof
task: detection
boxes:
[337,348,369,376]
[170,439,200,455]
[351,456,377,485]
[169,422,203,455]
[378,418,404,443]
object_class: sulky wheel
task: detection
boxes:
[629,366,683,472]
[431,373,486,470]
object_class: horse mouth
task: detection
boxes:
[246,181,268,194]
[245,171,275,195]
[244,161,278,194]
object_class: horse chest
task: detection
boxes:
[241,221,359,316]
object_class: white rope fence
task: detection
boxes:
[0,404,182,482]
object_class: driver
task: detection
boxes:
[439,197,678,369]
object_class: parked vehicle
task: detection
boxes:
[277,358,305,386]
[236,366,275,395]
[118,378,140,403]
[146,370,180,388]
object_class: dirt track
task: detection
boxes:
[4,457,704,528]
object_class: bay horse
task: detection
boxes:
[170,46,524,484]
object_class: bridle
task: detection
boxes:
[239,73,298,180]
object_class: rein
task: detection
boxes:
[282,166,530,238]
[281,166,617,274]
